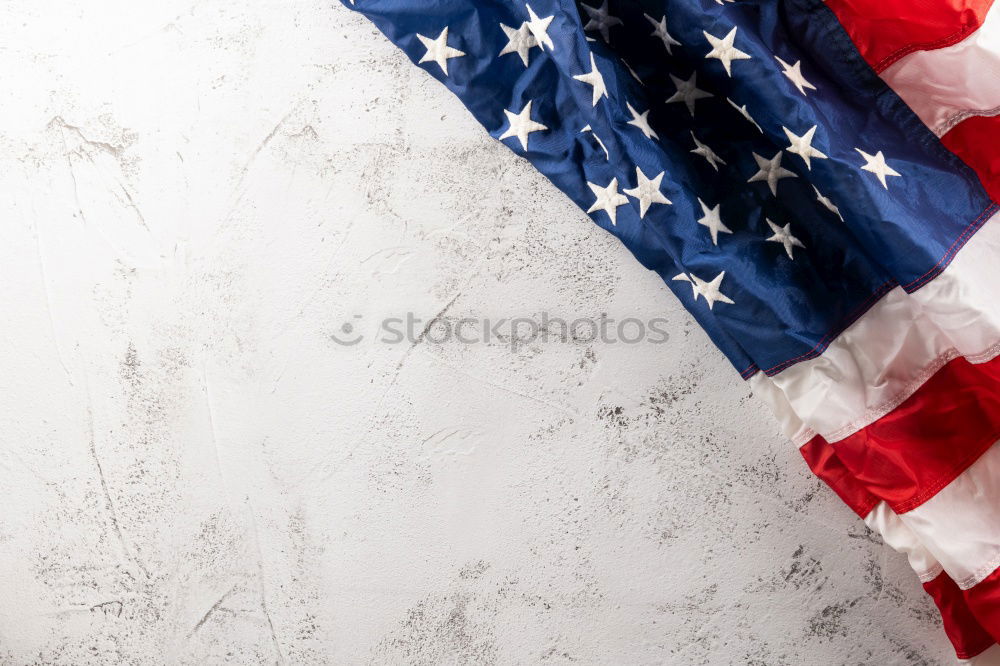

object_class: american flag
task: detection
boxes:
[341,0,1000,659]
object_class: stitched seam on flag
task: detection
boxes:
[954,630,999,662]
[903,203,1000,293]
[957,548,1000,591]
[954,633,998,661]
[833,347,956,439]
[936,104,1000,136]
[761,281,897,376]
[892,434,1000,514]
[918,563,944,584]
[955,643,994,661]
[863,505,945,580]
[872,25,981,73]
[815,350,959,444]
[792,431,814,448]
[738,362,759,379]
[855,496,880,520]
[819,341,1000,444]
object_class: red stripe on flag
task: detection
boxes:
[925,572,998,658]
[799,437,879,518]
[966,565,1000,643]
[806,354,1000,513]
[942,114,1000,202]
[824,0,995,72]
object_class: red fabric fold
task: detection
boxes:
[800,436,879,518]
[942,114,1000,202]
[822,355,1000,513]
[966,565,1000,644]
[823,0,995,72]
[925,572,998,658]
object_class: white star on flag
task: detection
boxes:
[696,198,733,245]
[727,98,762,133]
[765,219,806,259]
[626,103,659,140]
[704,27,751,77]
[581,0,622,43]
[644,14,681,54]
[783,125,828,170]
[673,271,736,309]
[580,125,610,160]
[691,132,727,171]
[587,177,629,225]
[813,186,844,221]
[856,148,902,189]
[499,22,538,66]
[666,72,713,116]
[621,58,644,84]
[624,167,671,218]
[775,56,817,96]
[573,52,609,107]
[748,151,797,196]
[499,100,548,151]
[525,4,556,51]
[416,27,466,75]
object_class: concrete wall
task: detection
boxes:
[0,1,952,663]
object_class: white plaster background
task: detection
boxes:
[0,1,957,663]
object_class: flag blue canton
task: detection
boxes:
[344,0,996,377]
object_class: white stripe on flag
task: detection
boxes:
[864,501,943,582]
[881,0,1000,135]
[899,439,1000,590]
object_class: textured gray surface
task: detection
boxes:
[0,1,953,663]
